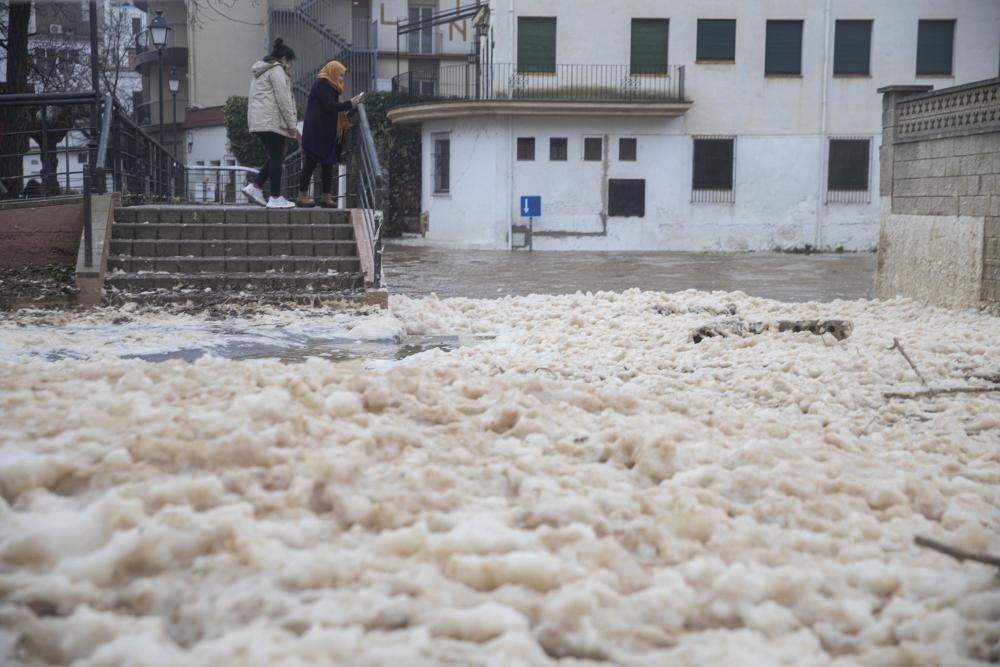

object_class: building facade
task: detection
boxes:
[389,0,1000,251]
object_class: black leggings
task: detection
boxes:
[252,132,287,197]
[299,152,334,195]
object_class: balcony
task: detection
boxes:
[388,63,691,124]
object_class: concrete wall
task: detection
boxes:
[0,198,84,267]
[876,80,1000,307]
[421,113,882,252]
[186,1,268,110]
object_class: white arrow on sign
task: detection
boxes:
[523,199,530,214]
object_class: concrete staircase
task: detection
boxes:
[106,205,365,303]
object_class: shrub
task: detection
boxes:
[223,96,266,167]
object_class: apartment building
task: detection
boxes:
[388,0,1000,251]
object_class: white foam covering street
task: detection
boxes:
[1,290,998,666]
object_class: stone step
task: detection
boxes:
[106,271,364,293]
[109,239,359,259]
[107,255,361,274]
[103,290,368,308]
[115,205,351,226]
[112,223,356,242]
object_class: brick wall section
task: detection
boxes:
[0,198,84,267]
[984,216,1000,302]
[891,134,1000,218]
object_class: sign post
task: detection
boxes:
[513,195,540,251]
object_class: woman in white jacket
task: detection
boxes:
[243,38,300,209]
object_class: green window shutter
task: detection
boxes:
[828,139,869,191]
[833,20,872,75]
[765,20,803,75]
[696,19,736,61]
[693,138,734,190]
[631,19,669,74]
[916,20,954,75]
[517,17,556,73]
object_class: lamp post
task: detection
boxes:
[147,9,171,146]
[168,68,180,161]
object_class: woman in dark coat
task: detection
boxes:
[296,60,361,208]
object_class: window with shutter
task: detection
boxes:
[608,180,646,217]
[517,17,556,73]
[692,138,735,191]
[408,5,434,54]
[696,19,736,61]
[827,139,869,192]
[583,137,603,161]
[517,138,535,161]
[619,138,637,161]
[916,20,955,76]
[549,138,568,161]
[765,20,803,75]
[433,136,450,193]
[631,19,669,74]
[833,20,872,75]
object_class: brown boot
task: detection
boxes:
[295,191,315,208]
[320,193,336,208]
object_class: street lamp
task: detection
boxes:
[168,67,180,161]
[147,9,171,146]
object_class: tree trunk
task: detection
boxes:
[0,2,31,198]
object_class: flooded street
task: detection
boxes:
[384,244,877,302]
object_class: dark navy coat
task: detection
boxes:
[301,79,354,164]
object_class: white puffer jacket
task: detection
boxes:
[247,59,297,137]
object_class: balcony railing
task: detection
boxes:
[392,63,686,103]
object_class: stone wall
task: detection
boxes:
[0,197,84,268]
[877,79,1000,308]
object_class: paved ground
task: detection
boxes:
[383,243,878,302]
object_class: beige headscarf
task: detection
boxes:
[317,60,351,142]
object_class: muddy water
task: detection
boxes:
[384,243,877,302]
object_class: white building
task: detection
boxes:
[388,0,1000,251]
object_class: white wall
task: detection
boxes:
[414,0,999,251]
[185,126,232,166]
[424,115,881,251]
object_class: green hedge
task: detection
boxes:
[223,96,267,168]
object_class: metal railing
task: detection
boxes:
[278,103,386,287]
[392,63,686,103]
[185,165,259,204]
[0,92,101,199]
[354,104,386,288]
[1,90,184,267]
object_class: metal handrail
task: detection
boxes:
[354,103,386,288]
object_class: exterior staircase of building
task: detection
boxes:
[105,205,365,303]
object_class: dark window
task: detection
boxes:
[549,137,567,161]
[619,138,637,161]
[693,138,735,190]
[78,153,88,164]
[834,20,872,75]
[583,137,603,161]
[608,179,646,217]
[631,19,669,74]
[517,137,535,161]
[518,17,556,73]
[132,17,142,35]
[916,20,955,76]
[697,19,736,61]
[433,137,450,193]
[765,20,803,75]
[828,139,869,191]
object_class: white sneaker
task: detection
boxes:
[243,183,266,206]
[266,195,295,209]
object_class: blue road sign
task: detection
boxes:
[520,196,541,217]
